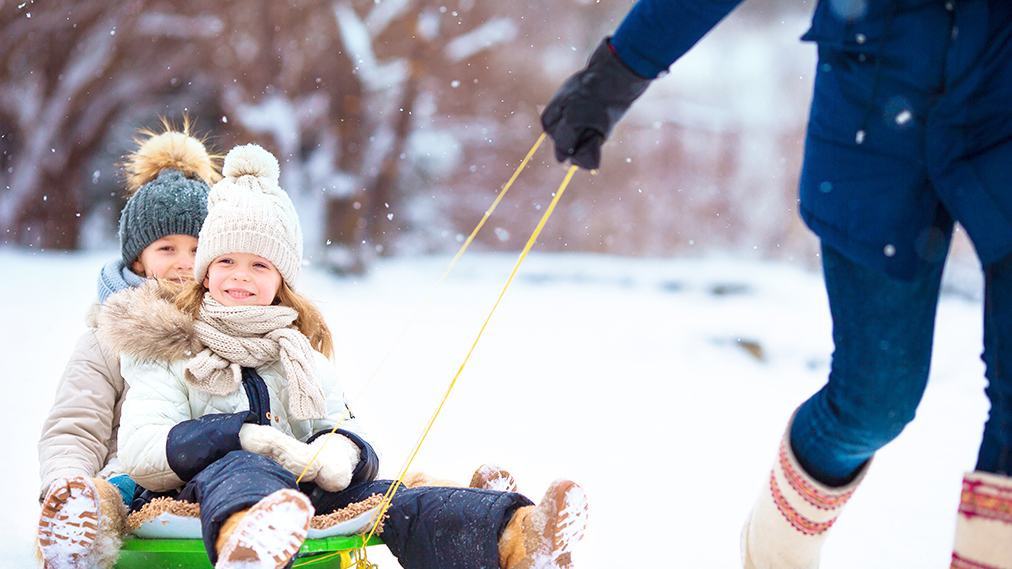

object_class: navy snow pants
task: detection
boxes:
[177,451,533,568]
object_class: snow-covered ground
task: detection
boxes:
[0,247,989,568]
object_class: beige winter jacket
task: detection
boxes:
[37,306,127,500]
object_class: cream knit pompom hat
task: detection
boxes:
[194,144,303,289]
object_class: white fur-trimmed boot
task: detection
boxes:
[741,429,869,569]
[37,477,127,569]
[950,471,1012,569]
[498,479,588,569]
[215,488,314,569]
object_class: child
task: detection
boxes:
[36,119,219,569]
[98,143,589,569]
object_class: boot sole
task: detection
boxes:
[546,480,588,565]
[471,464,519,493]
[216,489,314,569]
[38,477,100,569]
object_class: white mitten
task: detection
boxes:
[239,424,321,480]
[307,434,361,492]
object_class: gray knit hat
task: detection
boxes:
[119,126,219,266]
[119,169,209,265]
[194,144,303,289]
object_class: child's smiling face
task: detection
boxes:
[203,252,283,307]
[131,234,199,283]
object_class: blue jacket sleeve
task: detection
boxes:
[166,411,254,483]
[611,0,745,78]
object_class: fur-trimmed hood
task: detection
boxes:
[95,281,203,363]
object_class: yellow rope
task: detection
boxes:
[359,164,579,550]
[295,133,547,486]
[290,138,579,568]
[344,131,547,408]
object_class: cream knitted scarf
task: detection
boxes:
[185,293,327,420]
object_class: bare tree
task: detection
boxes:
[0,0,222,249]
[1,0,823,272]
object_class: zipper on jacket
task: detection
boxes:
[241,367,273,426]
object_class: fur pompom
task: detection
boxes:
[123,117,221,196]
[96,281,202,362]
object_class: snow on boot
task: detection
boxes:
[471,464,518,493]
[37,477,127,569]
[951,471,1012,569]
[498,479,588,569]
[742,429,868,569]
[215,489,314,569]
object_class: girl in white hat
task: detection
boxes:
[99,143,589,569]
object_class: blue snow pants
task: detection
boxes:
[177,451,533,568]
[790,242,1012,486]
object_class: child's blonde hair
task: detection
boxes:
[168,279,334,359]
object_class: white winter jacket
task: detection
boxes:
[96,281,370,493]
[118,352,366,493]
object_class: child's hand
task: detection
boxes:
[239,424,321,479]
[307,434,360,492]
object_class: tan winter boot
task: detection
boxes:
[498,479,588,569]
[402,464,518,491]
[215,488,314,569]
[471,464,518,493]
[950,471,1012,569]
[37,477,127,569]
[742,428,869,569]
[402,471,464,488]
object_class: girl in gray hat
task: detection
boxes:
[36,119,219,569]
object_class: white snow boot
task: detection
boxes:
[37,477,127,569]
[951,471,1012,569]
[741,426,869,569]
[215,488,314,569]
[498,479,588,569]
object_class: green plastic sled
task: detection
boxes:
[116,535,383,569]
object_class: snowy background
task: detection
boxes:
[0,245,991,568]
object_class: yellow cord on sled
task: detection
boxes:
[362,164,579,549]
[289,132,580,567]
[343,132,548,410]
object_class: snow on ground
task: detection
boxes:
[0,247,989,568]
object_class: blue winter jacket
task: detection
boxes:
[612,0,1012,279]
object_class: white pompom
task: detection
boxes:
[222,143,280,185]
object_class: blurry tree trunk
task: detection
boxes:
[0,0,218,249]
[364,46,424,252]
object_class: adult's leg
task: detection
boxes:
[742,242,946,569]
[792,242,946,486]
[979,251,1012,475]
[950,253,1012,569]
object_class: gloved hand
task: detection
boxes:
[307,434,361,492]
[239,425,360,491]
[239,423,321,480]
[540,37,652,170]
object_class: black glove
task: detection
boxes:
[541,37,652,170]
